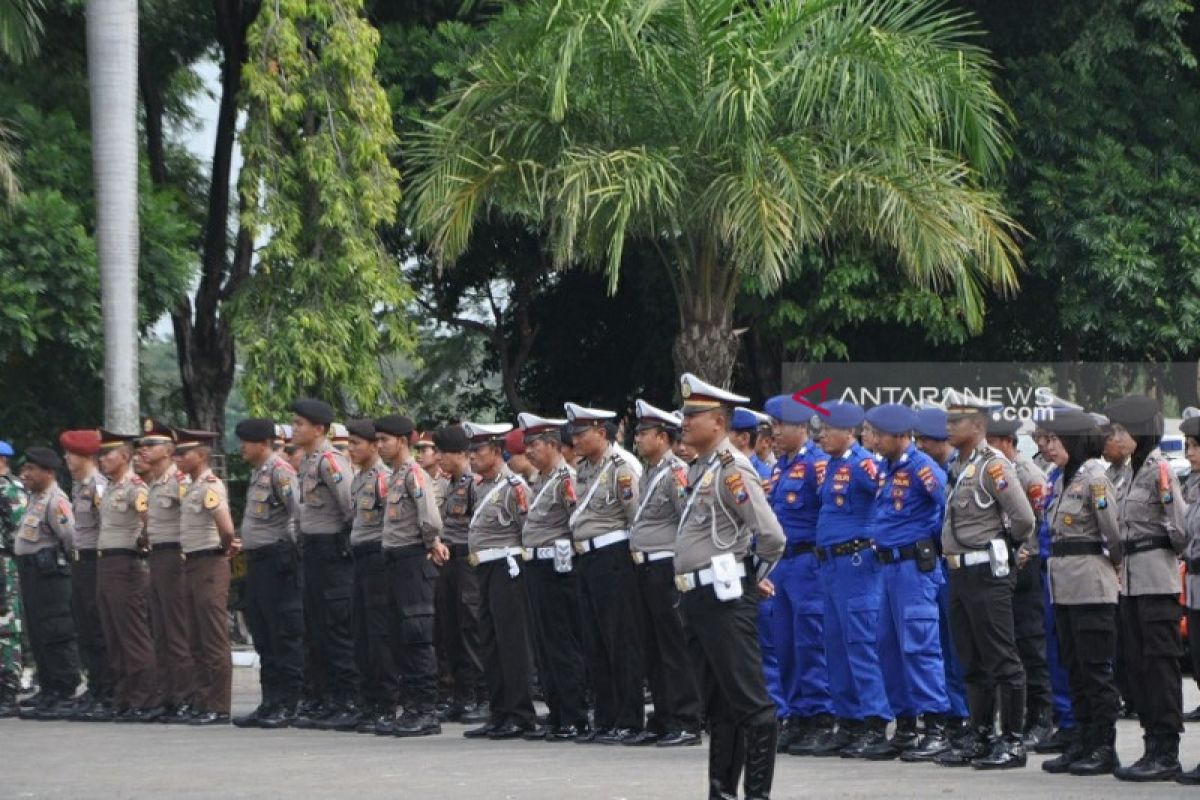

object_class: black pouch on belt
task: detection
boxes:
[914,538,938,573]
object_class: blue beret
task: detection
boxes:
[865,403,917,436]
[819,400,864,429]
[914,408,948,440]
[731,408,759,431]
[765,394,810,425]
[0,440,12,457]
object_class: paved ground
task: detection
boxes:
[4,669,1200,799]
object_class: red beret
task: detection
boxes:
[504,428,526,455]
[59,429,101,456]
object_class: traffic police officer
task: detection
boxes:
[376,413,447,738]
[763,394,834,756]
[566,402,646,744]
[14,446,80,719]
[233,417,303,729]
[675,373,784,800]
[59,429,113,720]
[936,390,1035,769]
[290,398,359,730]
[461,422,537,739]
[1036,410,1123,776]
[863,404,951,761]
[809,400,892,757]
[628,401,702,747]
[1104,395,1187,782]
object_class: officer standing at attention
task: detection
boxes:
[516,411,591,741]
[1034,410,1123,777]
[431,425,488,724]
[1179,416,1200,785]
[59,429,113,721]
[376,413,448,738]
[95,430,162,721]
[762,395,834,757]
[566,401,646,745]
[675,373,784,800]
[936,390,1035,770]
[0,441,28,718]
[461,422,537,740]
[14,446,80,719]
[985,415,1054,746]
[341,418,394,734]
[173,428,237,725]
[862,404,952,761]
[136,419,196,723]
[233,418,303,729]
[627,401,702,747]
[1103,395,1187,782]
[808,400,892,758]
[290,398,359,730]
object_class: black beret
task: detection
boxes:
[345,419,376,440]
[291,398,335,426]
[1103,395,1162,436]
[235,418,276,442]
[1039,410,1100,435]
[23,446,62,471]
[374,414,414,437]
[986,415,1021,437]
[433,425,469,454]
[1182,417,1200,439]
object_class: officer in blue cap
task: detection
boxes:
[862,404,952,760]
[809,400,893,756]
[762,395,834,757]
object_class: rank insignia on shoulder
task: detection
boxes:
[718,450,735,468]
[1090,483,1108,509]
[618,473,634,500]
[985,461,1007,490]
[917,465,939,494]
[204,489,220,510]
[57,500,70,525]
[724,473,749,504]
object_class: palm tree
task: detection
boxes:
[87,0,140,430]
[409,0,1022,386]
[0,0,45,203]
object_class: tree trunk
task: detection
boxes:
[87,0,140,431]
[672,318,740,390]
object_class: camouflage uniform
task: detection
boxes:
[0,473,29,700]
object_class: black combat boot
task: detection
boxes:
[707,721,743,800]
[850,717,897,760]
[776,717,805,753]
[743,718,778,800]
[1034,724,1076,754]
[1115,733,1181,782]
[1022,703,1054,747]
[258,700,297,730]
[1068,724,1119,776]
[887,716,919,752]
[1041,724,1088,773]
[810,718,857,757]
[902,714,952,762]
[0,688,18,719]
[787,713,834,756]
[972,685,1026,770]
[233,702,271,729]
[392,708,442,737]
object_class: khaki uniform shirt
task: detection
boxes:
[98,471,148,550]
[630,454,689,554]
[146,468,186,546]
[941,444,1035,555]
[571,445,639,541]
[180,469,228,554]
[14,483,75,556]
[1118,449,1187,596]
[1048,459,1121,605]
[468,467,528,552]
[70,471,106,551]
[522,460,577,549]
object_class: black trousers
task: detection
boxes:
[1012,561,1050,710]
[352,545,398,708]
[524,557,588,728]
[244,543,305,706]
[1054,603,1119,735]
[476,558,536,728]
[16,553,80,696]
[1119,593,1183,736]
[947,565,1024,721]
[70,554,112,701]
[636,558,702,733]
[1188,607,1200,694]
[1114,595,1135,710]
[301,534,359,704]
[385,546,439,712]
[436,547,485,705]
[578,544,646,731]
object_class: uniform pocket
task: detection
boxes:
[1074,608,1117,664]
[845,593,880,644]
[1138,598,1183,658]
[901,605,940,655]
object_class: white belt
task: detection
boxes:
[469,546,525,566]
[632,550,675,565]
[946,551,990,569]
[675,561,747,592]
[574,530,630,555]
[524,546,562,561]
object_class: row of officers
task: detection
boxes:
[2,378,1200,798]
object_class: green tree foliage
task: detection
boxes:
[237,0,412,417]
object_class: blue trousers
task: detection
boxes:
[758,595,785,714]
[878,558,950,717]
[819,549,891,721]
[937,562,969,718]
[1041,559,1076,729]
[768,551,832,719]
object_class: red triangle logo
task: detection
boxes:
[791,379,831,416]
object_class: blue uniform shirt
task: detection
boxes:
[816,442,879,545]
[769,444,829,544]
[866,443,946,549]
[751,453,773,481]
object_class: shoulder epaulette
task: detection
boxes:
[204,474,219,482]
[273,458,297,474]
[718,450,735,468]
[506,473,523,487]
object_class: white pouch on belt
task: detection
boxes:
[710,553,743,602]
[553,539,573,573]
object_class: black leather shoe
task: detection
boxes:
[392,711,442,737]
[233,704,270,729]
[972,735,1027,770]
[1033,726,1075,754]
[463,722,500,739]
[1185,705,1200,723]
[810,725,854,757]
[1042,738,1087,773]
[1069,745,1119,776]
[621,729,661,746]
[290,702,328,730]
[842,720,890,759]
[190,711,231,726]
[257,703,296,730]
[1177,763,1200,785]
[34,696,80,720]
[548,724,588,742]
[122,706,166,723]
[574,727,605,744]
[314,704,361,732]
[437,703,465,723]
[79,701,115,722]
[160,703,196,724]
[18,691,44,709]
[1022,706,1054,747]
[522,724,550,741]
[460,703,490,724]
[657,730,702,747]
[595,727,640,745]
[0,693,20,719]
[787,716,834,756]
[935,729,990,767]
[487,722,530,740]
[360,709,395,735]
[1114,734,1181,782]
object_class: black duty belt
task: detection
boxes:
[782,541,816,559]
[183,548,225,560]
[384,544,426,562]
[98,548,141,558]
[73,549,99,562]
[150,542,181,552]
[351,541,382,558]
[1050,540,1106,557]
[1124,535,1173,556]
[448,543,470,559]
[815,538,873,562]
[874,539,935,565]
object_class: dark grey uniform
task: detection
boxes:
[1010,452,1051,731]
[349,460,394,716]
[435,471,486,712]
